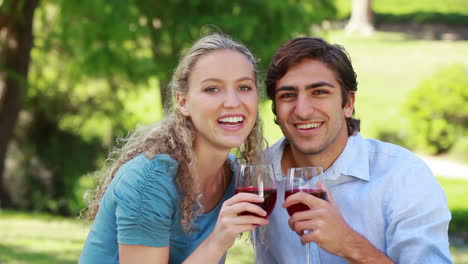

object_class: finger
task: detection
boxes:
[287,217,305,236]
[283,191,326,210]
[233,224,263,233]
[301,229,320,245]
[221,224,261,239]
[228,202,267,217]
[289,207,329,224]
[228,215,269,226]
[293,219,316,234]
[223,193,264,206]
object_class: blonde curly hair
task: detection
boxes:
[84,33,266,231]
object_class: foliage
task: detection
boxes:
[402,64,468,154]
[449,136,468,164]
[2,0,338,215]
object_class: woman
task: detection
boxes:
[79,33,268,263]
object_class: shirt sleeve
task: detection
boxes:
[385,158,452,263]
[113,154,179,247]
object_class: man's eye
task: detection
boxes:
[314,89,328,95]
[205,87,219,92]
[279,93,295,99]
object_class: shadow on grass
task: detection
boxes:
[0,244,77,264]
[376,12,468,25]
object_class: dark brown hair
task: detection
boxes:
[265,37,360,136]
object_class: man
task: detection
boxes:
[255,37,452,263]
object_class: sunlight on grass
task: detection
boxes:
[0,211,90,264]
[3,174,468,264]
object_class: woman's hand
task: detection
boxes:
[209,192,269,251]
[183,192,269,264]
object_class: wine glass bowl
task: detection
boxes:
[234,163,277,218]
[285,166,326,264]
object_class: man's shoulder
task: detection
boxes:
[364,137,417,160]
[360,136,429,171]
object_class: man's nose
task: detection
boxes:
[294,94,314,119]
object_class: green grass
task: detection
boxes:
[438,177,468,235]
[0,211,90,264]
[0,209,254,264]
[1,177,467,263]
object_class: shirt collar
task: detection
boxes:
[325,132,370,182]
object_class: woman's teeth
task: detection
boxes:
[218,116,244,123]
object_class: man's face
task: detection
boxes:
[274,58,354,157]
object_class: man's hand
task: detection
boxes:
[283,183,355,257]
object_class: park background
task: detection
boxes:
[0,0,467,263]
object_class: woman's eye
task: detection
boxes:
[205,87,219,93]
[240,85,252,91]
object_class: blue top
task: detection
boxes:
[79,153,235,264]
[255,133,452,264]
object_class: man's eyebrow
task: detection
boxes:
[306,81,336,89]
[275,86,296,94]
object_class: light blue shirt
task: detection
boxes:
[79,153,235,264]
[255,133,452,263]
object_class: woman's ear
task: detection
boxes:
[176,93,190,117]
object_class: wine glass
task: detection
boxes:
[285,167,326,264]
[235,163,277,256]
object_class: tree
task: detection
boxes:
[129,0,337,110]
[0,0,39,207]
[1,0,337,214]
[345,0,374,35]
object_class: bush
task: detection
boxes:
[403,64,468,154]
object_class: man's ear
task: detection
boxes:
[176,93,190,117]
[344,92,355,118]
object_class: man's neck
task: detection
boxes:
[281,131,350,174]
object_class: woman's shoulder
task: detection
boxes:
[112,153,180,195]
[118,153,178,177]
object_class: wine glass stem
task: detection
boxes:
[252,228,257,260]
[305,230,311,264]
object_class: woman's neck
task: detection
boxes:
[192,141,232,213]
[192,141,231,194]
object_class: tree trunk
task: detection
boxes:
[0,0,39,207]
[345,0,374,35]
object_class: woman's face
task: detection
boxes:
[178,49,258,152]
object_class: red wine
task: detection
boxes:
[285,189,327,216]
[235,187,277,218]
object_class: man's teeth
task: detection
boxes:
[218,116,244,123]
[296,123,320,129]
